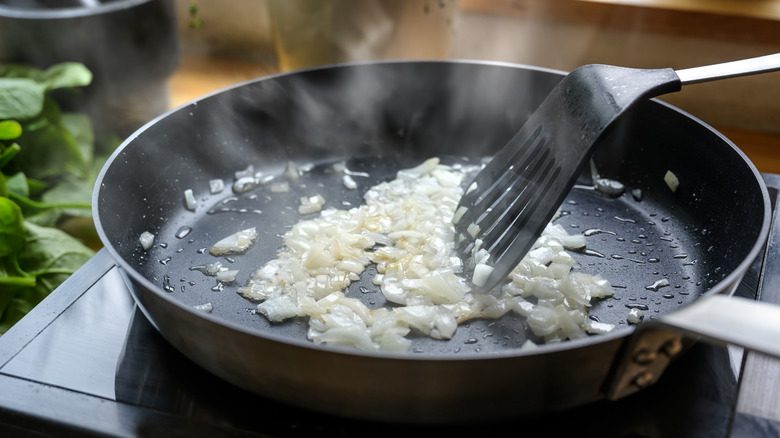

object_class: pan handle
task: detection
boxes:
[655,294,780,357]
[606,294,780,400]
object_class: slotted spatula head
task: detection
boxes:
[454,64,681,292]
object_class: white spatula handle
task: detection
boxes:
[675,53,780,85]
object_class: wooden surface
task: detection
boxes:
[168,53,780,174]
[168,54,278,108]
[459,0,780,46]
[580,0,780,20]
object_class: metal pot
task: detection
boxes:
[0,0,179,138]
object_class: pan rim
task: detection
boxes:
[92,59,773,362]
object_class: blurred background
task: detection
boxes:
[169,0,780,171]
[3,0,779,162]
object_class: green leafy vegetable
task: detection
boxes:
[0,121,21,140]
[0,61,110,334]
[0,78,46,120]
[0,197,24,257]
[0,222,93,333]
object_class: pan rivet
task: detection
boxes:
[633,371,654,388]
[662,339,683,357]
[633,349,657,364]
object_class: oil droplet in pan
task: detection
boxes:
[162,275,175,292]
[645,279,670,291]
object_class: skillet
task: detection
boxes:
[93,60,770,422]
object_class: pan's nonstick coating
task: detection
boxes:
[120,152,715,354]
[94,61,769,420]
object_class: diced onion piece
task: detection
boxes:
[232,176,255,193]
[664,170,679,192]
[204,261,225,275]
[284,161,300,181]
[543,223,586,249]
[520,339,538,350]
[343,175,357,190]
[472,263,494,287]
[584,319,616,334]
[473,246,490,266]
[257,174,275,185]
[139,231,155,250]
[299,194,325,215]
[216,269,239,283]
[452,206,467,224]
[184,189,196,211]
[209,227,258,256]
[257,294,300,321]
[594,177,625,196]
[209,179,225,194]
[396,157,438,179]
[628,308,644,324]
[332,161,348,173]
[194,302,213,313]
[270,181,290,193]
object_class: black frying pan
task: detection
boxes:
[93,61,770,422]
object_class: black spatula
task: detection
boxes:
[454,53,780,292]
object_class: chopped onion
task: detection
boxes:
[284,161,300,181]
[204,261,226,275]
[232,177,255,194]
[343,175,357,190]
[452,206,467,224]
[139,231,155,250]
[209,179,225,194]
[664,170,679,192]
[216,269,239,284]
[298,194,325,215]
[590,160,625,197]
[466,222,480,238]
[332,161,348,173]
[270,181,290,193]
[209,227,258,256]
[257,174,275,185]
[471,263,493,287]
[184,189,196,211]
[628,308,644,324]
[238,158,616,352]
[194,302,213,313]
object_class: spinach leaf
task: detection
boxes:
[40,62,92,91]
[0,221,93,332]
[0,120,21,140]
[0,62,92,93]
[0,197,24,257]
[0,61,105,335]
[4,172,28,198]
[0,78,45,120]
[11,98,88,181]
